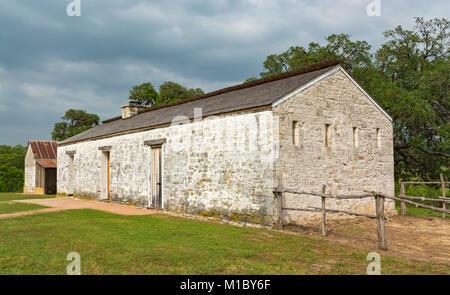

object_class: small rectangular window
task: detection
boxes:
[376,128,381,148]
[353,127,359,148]
[293,121,299,146]
[325,124,331,147]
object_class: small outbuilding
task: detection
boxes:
[24,140,58,194]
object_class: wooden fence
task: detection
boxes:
[399,174,449,219]
[273,182,450,251]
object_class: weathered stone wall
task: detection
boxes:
[57,110,277,225]
[273,69,395,224]
[24,145,36,193]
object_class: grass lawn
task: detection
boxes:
[395,201,445,218]
[0,209,448,275]
[0,201,48,214]
[0,192,56,202]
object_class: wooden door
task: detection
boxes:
[101,151,110,200]
[151,146,162,208]
[107,152,110,201]
[68,155,74,195]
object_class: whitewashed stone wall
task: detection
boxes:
[58,111,277,225]
[24,145,36,192]
[273,69,395,225]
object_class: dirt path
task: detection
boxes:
[285,215,450,264]
[0,197,158,219]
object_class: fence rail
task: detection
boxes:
[273,185,388,250]
[399,173,448,219]
[273,177,450,250]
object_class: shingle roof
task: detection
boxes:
[59,60,340,145]
[29,141,57,165]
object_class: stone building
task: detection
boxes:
[24,140,57,194]
[57,60,395,226]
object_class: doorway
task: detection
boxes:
[68,154,74,196]
[151,146,162,208]
[45,168,57,194]
[101,151,110,201]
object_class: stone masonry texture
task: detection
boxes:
[58,110,277,225]
[273,69,395,224]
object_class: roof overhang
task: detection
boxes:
[36,159,57,168]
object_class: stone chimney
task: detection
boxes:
[121,103,149,119]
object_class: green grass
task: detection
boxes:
[0,192,56,202]
[0,209,448,275]
[394,183,448,218]
[0,201,48,214]
[395,202,444,218]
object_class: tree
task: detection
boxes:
[369,17,450,180]
[0,145,26,192]
[253,17,449,180]
[51,109,100,141]
[129,81,205,107]
[260,33,372,78]
[157,81,204,105]
[128,82,159,106]
[245,77,258,83]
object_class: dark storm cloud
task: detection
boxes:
[0,0,448,145]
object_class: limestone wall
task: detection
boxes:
[57,110,277,225]
[273,69,395,225]
[24,145,36,193]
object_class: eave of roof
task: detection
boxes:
[36,159,57,168]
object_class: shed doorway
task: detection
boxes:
[151,146,163,209]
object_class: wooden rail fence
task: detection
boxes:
[273,181,450,251]
[399,174,449,219]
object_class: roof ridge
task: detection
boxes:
[102,59,340,124]
[28,140,57,143]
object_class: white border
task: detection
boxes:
[272,65,392,122]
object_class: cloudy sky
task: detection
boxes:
[0,0,448,146]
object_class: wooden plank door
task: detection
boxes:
[68,155,74,195]
[151,146,162,208]
[107,152,110,201]
[101,151,110,200]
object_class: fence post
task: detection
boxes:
[321,185,327,237]
[440,174,446,219]
[375,195,387,250]
[400,182,406,216]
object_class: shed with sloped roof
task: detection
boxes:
[24,140,57,194]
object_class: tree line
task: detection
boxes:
[0,145,26,192]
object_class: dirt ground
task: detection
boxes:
[1,197,158,218]
[285,215,450,264]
